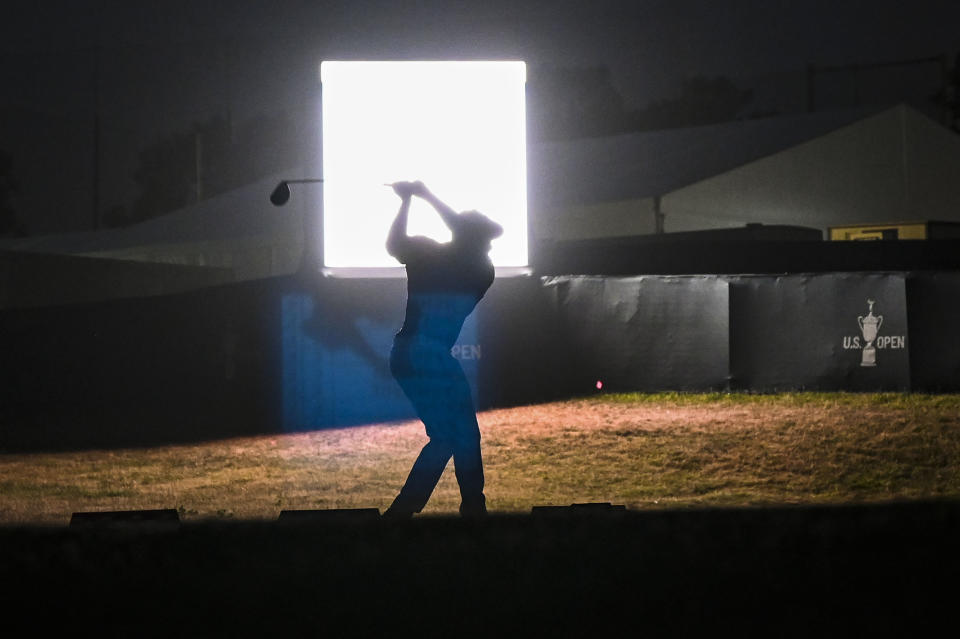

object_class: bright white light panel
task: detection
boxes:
[321,61,528,268]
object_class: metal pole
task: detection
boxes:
[653,195,664,234]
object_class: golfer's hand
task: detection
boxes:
[411,181,428,197]
[392,182,415,199]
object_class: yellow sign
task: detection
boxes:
[829,222,932,241]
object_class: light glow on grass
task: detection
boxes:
[321,61,528,269]
[2,393,959,524]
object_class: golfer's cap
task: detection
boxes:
[457,211,504,239]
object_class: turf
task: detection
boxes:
[1,392,958,524]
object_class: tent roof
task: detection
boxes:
[2,106,901,256]
[1,174,302,255]
[529,106,882,206]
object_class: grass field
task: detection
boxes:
[2,392,959,525]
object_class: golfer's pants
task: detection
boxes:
[389,338,485,513]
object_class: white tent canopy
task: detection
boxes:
[534,105,960,240]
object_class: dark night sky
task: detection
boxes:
[2,0,959,235]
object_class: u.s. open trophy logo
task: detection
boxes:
[857,299,883,367]
[842,298,905,367]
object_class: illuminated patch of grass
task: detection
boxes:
[1,393,958,524]
[0,480,133,500]
[481,392,960,510]
[593,390,959,409]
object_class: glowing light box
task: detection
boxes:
[321,61,528,269]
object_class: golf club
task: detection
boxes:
[269,179,325,206]
[271,179,400,206]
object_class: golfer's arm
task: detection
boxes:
[386,196,412,258]
[419,189,460,232]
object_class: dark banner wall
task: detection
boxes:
[279,277,570,431]
[279,274,576,430]
[1,269,956,451]
[0,280,284,451]
[543,272,915,392]
[475,276,576,407]
[279,277,412,430]
[728,274,910,391]
[906,272,960,390]
[541,276,730,392]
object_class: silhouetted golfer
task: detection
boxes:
[383,181,502,519]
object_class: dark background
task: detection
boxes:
[2,5,959,631]
[2,0,959,235]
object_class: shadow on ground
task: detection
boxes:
[2,499,955,636]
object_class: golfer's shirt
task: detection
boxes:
[392,235,494,350]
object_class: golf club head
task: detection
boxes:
[270,181,291,206]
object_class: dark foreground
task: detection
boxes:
[1,500,957,637]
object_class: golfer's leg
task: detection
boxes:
[387,439,453,515]
[452,424,485,515]
[445,361,486,515]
